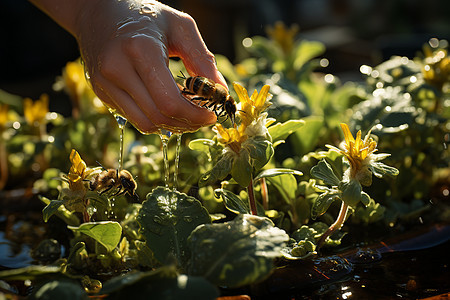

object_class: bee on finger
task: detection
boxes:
[179,72,237,125]
[89,165,138,201]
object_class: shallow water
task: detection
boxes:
[241,224,450,299]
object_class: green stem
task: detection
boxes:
[317,201,349,249]
[247,174,257,216]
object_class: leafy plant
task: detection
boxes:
[0,24,448,299]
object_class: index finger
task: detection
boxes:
[164,11,228,89]
[130,35,217,127]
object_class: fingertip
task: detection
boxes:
[188,102,217,126]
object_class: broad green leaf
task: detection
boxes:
[68,221,122,253]
[231,150,252,187]
[214,188,249,214]
[188,214,288,288]
[199,152,234,187]
[340,179,362,208]
[100,266,218,300]
[311,190,340,220]
[266,174,297,204]
[254,168,303,181]
[137,187,211,268]
[268,119,305,144]
[310,159,341,186]
[243,136,274,170]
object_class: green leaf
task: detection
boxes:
[311,222,347,246]
[68,221,122,253]
[100,266,218,300]
[188,214,289,288]
[370,161,400,177]
[0,266,61,281]
[266,173,298,205]
[293,40,326,70]
[340,179,362,208]
[42,198,65,222]
[40,196,80,226]
[246,36,283,62]
[31,279,88,300]
[354,198,386,225]
[281,225,318,260]
[268,119,305,144]
[215,189,265,216]
[243,136,274,170]
[311,190,340,220]
[310,159,341,186]
[214,188,249,214]
[137,187,211,268]
[199,152,234,187]
[254,168,303,181]
[231,150,252,187]
[291,116,324,156]
[361,191,371,207]
[188,139,215,153]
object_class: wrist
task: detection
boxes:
[29,0,97,37]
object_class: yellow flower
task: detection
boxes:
[64,60,86,98]
[0,104,9,129]
[327,123,378,185]
[63,59,107,115]
[266,21,299,55]
[213,124,247,154]
[23,94,49,126]
[68,149,88,191]
[234,83,272,127]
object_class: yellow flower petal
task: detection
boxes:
[233,83,250,104]
[254,85,270,109]
[23,94,49,125]
[234,83,272,127]
[68,149,87,185]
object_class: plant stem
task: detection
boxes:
[317,201,349,249]
[247,174,257,215]
[260,178,269,210]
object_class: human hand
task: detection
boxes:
[74,0,226,133]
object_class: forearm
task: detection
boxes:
[28,0,98,37]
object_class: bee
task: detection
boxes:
[179,72,237,124]
[89,166,138,200]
